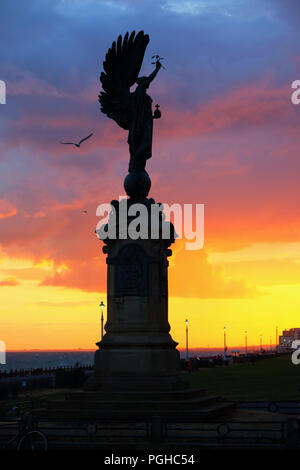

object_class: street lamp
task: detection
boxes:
[270,336,272,352]
[100,301,105,340]
[245,330,248,356]
[223,327,227,360]
[185,319,189,362]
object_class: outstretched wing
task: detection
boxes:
[79,133,93,144]
[99,31,149,130]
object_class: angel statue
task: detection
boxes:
[99,31,162,174]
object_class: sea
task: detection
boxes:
[0,348,231,373]
[0,351,95,373]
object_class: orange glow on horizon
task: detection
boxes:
[1,238,299,351]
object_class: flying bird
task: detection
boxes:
[60,133,93,148]
[82,210,88,213]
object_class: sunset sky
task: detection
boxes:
[0,0,300,351]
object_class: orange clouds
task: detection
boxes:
[169,240,257,299]
[0,75,299,300]
[0,199,17,219]
[0,276,20,286]
[40,258,106,292]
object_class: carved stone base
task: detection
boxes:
[85,370,188,392]
[87,198,187,392]
[85,331,189,392]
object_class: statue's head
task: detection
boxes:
[136,77,148,88]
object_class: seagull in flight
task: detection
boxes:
[60,133,93,148]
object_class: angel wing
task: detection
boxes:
[99,31,149,130]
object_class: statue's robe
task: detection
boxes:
[128,84,153,172]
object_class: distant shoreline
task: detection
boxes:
[5,346,268,352]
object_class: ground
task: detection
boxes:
[1,355,299,413]
[1,358,300,449]
[190,355,300,401]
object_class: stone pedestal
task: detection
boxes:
[86,171,189,392]
[37,171,235,422]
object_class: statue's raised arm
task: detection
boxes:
[142,60,162,89]
[99,31,162,175]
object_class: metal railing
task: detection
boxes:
[1,414,297,450]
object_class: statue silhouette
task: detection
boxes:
[99,31,162,173]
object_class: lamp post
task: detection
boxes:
[276,326,278,348]
[185,319,189,362]
[223,327,227,360]
[270,336,272,352]
[260,334,262,354]
[100,301,105,340]
[245,330,248,356]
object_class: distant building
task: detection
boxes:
[278,328,300,352]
